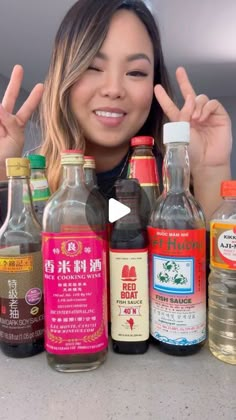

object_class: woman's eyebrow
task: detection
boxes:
[95,51,151,64]
[126,53,152,64]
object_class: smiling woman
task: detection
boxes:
[69,10,154,165]
[0,0,232,222]
[39,0,170,194]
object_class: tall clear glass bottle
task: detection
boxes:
[128,136,160,227]
[110,179,149,354]
[148,122,206,356]
[208,180,236,364]
[0,158,44,358]
[28,154,50,225]
[42,150,108,372]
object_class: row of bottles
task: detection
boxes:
[0,123,235,369]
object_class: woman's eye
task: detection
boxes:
[128,71,148,77]
[87,66,102,72]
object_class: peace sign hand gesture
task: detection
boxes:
[154,67,232,220]
[0,65,44,177]
[154,67,232,171]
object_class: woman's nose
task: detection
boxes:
[99,73,125,99]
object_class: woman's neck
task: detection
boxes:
[85,142,130,173]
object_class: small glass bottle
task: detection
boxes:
[84,155,108,221]
[148,122,206,356]
[208,180,236,364]
[84,156,110,328]
[110,178,149,354]
[42,150,108,372]
[0,158,44,358]
[28,154,50,224]
[128,136,160,226]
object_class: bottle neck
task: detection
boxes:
[131,145,153,155]
[163,143,190,192]
[62,164,85,187]
[7,176,34,218]
[115,195,142,228]
[84,167,97,189]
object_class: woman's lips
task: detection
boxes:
[93,109,126,127]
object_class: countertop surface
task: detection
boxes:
[0,342,235,420]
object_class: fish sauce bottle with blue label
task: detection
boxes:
[148,122,206,355]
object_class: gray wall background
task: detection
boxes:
[0,73,235,177]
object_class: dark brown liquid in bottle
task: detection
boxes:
[0,242,44,358]
[111,226,149,354]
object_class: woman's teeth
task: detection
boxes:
[95,111,124,118]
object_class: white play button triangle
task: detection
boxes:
[108,198,131,223]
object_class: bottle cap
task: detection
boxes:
[28,154,46,169]
[221,180,236,197]
[131,136,154,147]
[6,158,30,177]
[163,122,190,144]
[84,156,96,169]
[61,150,84,165]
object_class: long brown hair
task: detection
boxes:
[40,0,172,192]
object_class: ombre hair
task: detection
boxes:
[40,0,172,192]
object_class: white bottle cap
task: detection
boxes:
[163,121,190,144]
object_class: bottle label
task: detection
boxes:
[0,252,44,344]
[128,156,159,186]
[148,227,206,345]
[210,221,236,269]
[109,248,149,342]
[30,178,50,201]
[42,231,108,355]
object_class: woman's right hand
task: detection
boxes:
[0,65,44,179]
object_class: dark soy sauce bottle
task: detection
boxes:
[0,158,44,358]
[110,179,149,354]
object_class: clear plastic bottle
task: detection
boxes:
[128,136,160,227]
[42,150,108,372]
[110,179,149,354]
[208,180,236,364]
[0,158,44,358]
[28,154,50,224]
[148,122,206,356]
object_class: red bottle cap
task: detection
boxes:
[221,180,236,197]
[131,136,154,147]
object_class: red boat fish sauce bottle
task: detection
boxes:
[110,179,149,354]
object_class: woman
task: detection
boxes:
[0,0,232,221]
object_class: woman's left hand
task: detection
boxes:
[154,67,232,172]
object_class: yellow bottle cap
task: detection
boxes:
[6,158,30,177]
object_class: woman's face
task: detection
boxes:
[70,9,154,150]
